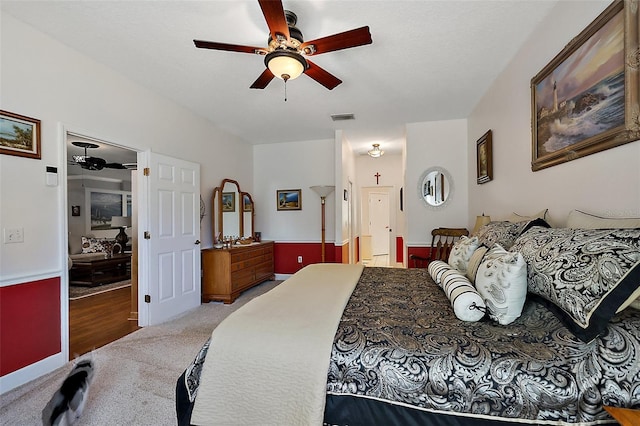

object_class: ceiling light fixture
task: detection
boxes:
[368,143,384,158]
[265,50,308,82]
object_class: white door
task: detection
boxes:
[369,192,390,256]
[138,152,201,326]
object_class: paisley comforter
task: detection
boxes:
[177,266,640,425]
[324,267,640,425]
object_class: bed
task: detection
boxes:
[177,224,640,425]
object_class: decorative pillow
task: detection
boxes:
[81,236,103,253]
[447,236,479,274]
[475,218,550,250]
[508,209,548,223]
[428,260,451,285]
[81,236,116,254]
[475,244,527,325]
[566,209,640,229]
[439,268,486,322]
[510,227,640,342]
[466,245,489,282]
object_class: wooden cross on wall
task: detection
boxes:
[374,172,381,185]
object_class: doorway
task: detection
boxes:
[66,132,139,355]
[360,186,396,267]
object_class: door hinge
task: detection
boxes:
[143,167,150,176]
[144,294,151,303]
[144,231,151,239]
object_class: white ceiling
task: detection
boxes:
[2,0,559,157]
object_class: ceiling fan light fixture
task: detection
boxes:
[265,50,307,81]
[368,143,384,158]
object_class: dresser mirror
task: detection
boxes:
[212,178,254,241]
[418,166,454,209]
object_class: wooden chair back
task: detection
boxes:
[410,227,469,268]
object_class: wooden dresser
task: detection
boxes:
[201,241,275,304]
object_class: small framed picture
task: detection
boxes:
[221,192,235,212]
[476,130,493,184]
[243,193,252,212]
[0,110,41,159]
[71,205,81,216]
[277,189,301,211]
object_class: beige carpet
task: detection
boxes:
[0,280,281,426]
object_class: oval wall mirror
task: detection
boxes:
[418,166,454,209]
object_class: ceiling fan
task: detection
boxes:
[194,0,372,90]
[71,141,128,171]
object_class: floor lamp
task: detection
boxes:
[310,185,335,263]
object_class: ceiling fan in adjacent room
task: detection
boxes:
[193,0,372,90]
[71,141,128,171]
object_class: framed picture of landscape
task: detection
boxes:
[531,0,639,171]
[277,189,301,211]
[0,110,41,159]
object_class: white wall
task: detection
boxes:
[338,131,357,247]
[1,13,253,283]
[406,119,469,246]
[467,0,640,227]
[1,12,252,390]
[253,139,335,243]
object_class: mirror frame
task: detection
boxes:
[241,192,255,239]
[417,166,454,210]
[212,178,256,242]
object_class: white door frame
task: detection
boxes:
[360,186,397,265]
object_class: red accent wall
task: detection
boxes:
[396,236,404,263]
[355,236,360,263]
[1,277,61,376]
[406,246,432,269]
[274,242,337,274]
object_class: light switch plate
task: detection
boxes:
[4,227,24,243]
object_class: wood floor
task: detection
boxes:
[69,286,139,356]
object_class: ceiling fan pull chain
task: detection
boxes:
[284,79,288,102]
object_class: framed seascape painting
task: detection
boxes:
[531,0,639,171]
[277,189,301,211]
[0,110,41,159]
[88,190,126,231]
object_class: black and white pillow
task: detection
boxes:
[511,227,640,342]
[475,219,550,250]
[447,236,479,274]
[429,261,485,322]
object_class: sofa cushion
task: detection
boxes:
[510,227,640,342]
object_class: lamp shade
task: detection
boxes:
[368,143,384,158]
[310,185,335,198]
[473,214,491,234]
[265,50,307,81]
[111,216,131,229]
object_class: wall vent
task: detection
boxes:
[330,113,355,122]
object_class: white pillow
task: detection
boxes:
[428,260,450,284]
[508,209,548,223]
[475,244,527,325]
[439,268,486,322]
[448,236,480,274]
[466,246,488,282]
[566,209,640,229]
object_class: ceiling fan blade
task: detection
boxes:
[194,40,267,55]
[250,68,275,89]
[258,0,290,43]
[305,60,342,90]
[301,26,372,55]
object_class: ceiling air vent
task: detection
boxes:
[330,113,355,122]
